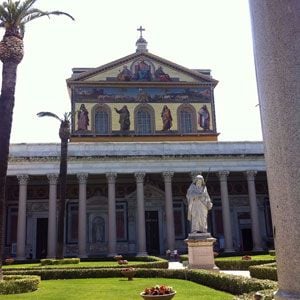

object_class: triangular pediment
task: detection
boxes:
[67,52,217,86]
[126,184,165,200]
[87,190,107,205]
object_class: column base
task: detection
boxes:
[275,289,300,300]
[136,251,148,257]
[185,232,219,271]
[107,252,118,257]
[78,254,87,259]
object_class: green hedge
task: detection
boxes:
[249,263,277,281]
[0,275,40,294]
[179,254,276,270]
[5,257,168,271]
[4,268,277,295]
[215,259,276,270]
[40,258,80,266]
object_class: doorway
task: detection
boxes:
[36,218,48,259]
[145,211,160,255]
[241,228,253,251]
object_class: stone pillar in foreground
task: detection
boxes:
[249,1,300,298]
[16,174,29,260]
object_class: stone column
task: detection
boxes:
[218,171,234,252]
[16,174,29,260]
[245,171,263,251]
[47,174,58,258]
[77,173,88,258]
[135,172,147,256]
[163,171,175,251]
[249,2,300,298]
[106,172,117,257]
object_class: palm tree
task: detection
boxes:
[37,112,71,259]
[0,0,74,279]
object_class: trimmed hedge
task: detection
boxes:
[4,268,277,295]
[0,275,40,294]
[5,257,168,271]
[180,254,276,270]
[249,263,277,281]
[40,258,80,266]
[215,259,276,270]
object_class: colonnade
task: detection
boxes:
[14,170,264,259]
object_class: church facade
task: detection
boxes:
[5,31,273,259]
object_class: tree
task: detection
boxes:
[0,0,74,279]
[37,112,71,259]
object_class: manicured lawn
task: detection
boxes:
[3,261,147,269]
[0,278,233,299]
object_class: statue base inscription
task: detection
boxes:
[185,233,219,271]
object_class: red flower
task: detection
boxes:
[142,285,174,295]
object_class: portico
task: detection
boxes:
[5,141,270,259]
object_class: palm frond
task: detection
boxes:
[0,0,74,37]
[37,111,62,122]
[63,112,72,121]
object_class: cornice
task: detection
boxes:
[8,153,264,163]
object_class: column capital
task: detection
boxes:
[77,173,88,184]
[106,172,117,183]
[17,174,29,185]
[47,173,59,184]
[162,171,174,182]
[218,171,230,181]
[135,172,145,183]
[244,170,257,180]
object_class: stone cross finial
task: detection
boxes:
[137,25,145,38]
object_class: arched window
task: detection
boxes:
[134,104,155,135]
[92,104,111,135]
[177,104,197,134]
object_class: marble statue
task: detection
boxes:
[186,174,213,233]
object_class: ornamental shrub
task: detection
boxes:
[249,263,277,281]
[40,258,80,265]
[0,275,40,294]
[215,259,276,270]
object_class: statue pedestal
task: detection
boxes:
[185,233,219,271]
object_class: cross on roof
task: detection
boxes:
[137,26,145,38]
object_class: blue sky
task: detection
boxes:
[2,0,262,143]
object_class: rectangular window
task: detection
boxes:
[180,111,193,133]
[67,203,78,244]
[6,206,18,246]
[95,111,109,134]
[116,202,127,241]
[173,201,186,239]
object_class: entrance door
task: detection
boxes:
[241,228,253,251]
[36,218,48,259]
[145,211,160,255]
